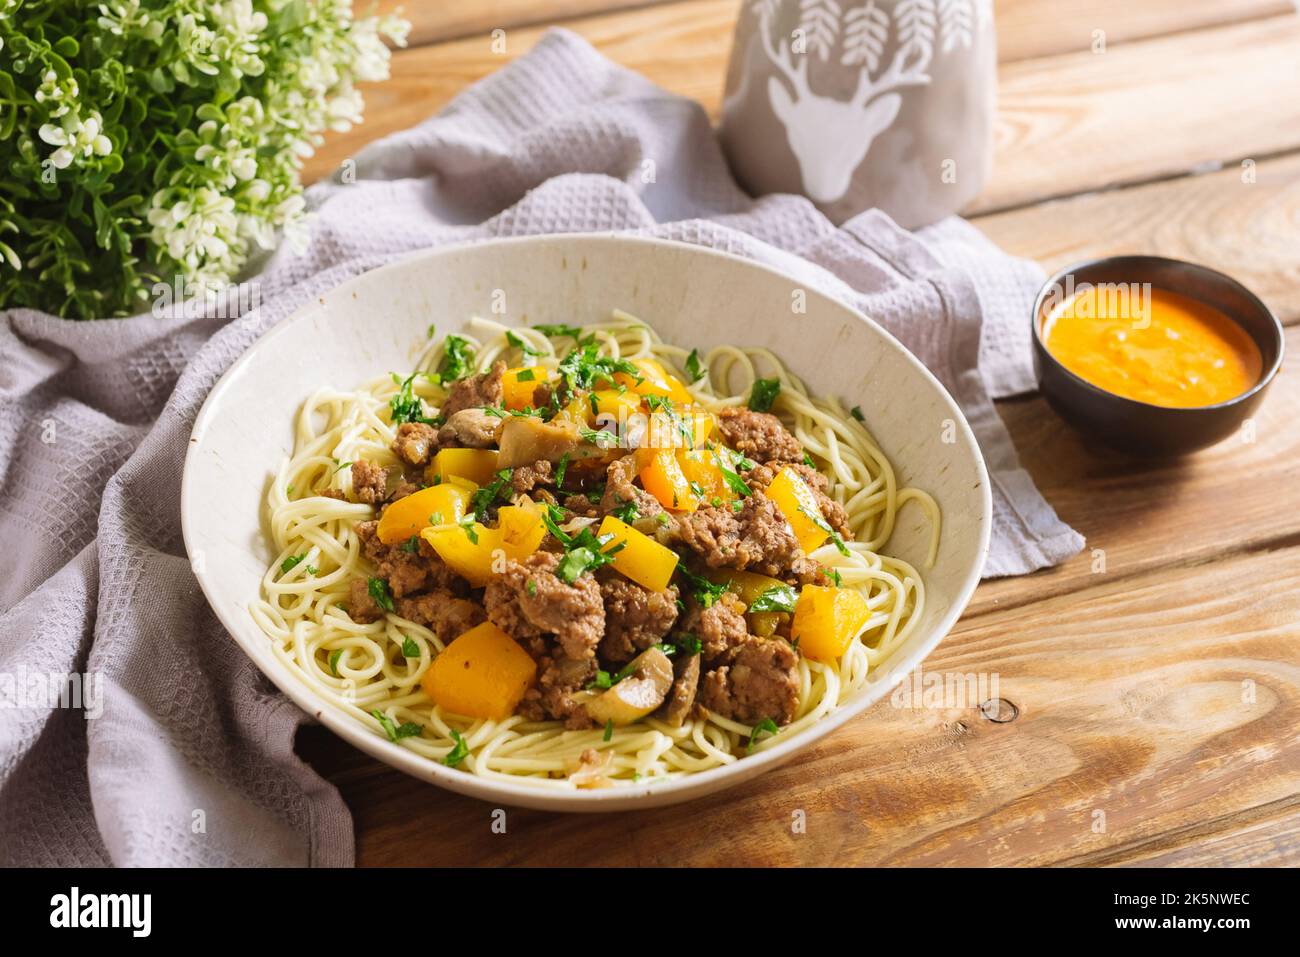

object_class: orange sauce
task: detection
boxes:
[1041,285,1262,408]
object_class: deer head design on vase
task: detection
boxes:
[719,0,996,229]
[759,7,932,203]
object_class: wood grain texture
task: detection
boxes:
[974,14,1300,213]
[994,0,1295,62]
[301,0,740,184]
[299,542,1300,866]
[374,0,681,47]
[967,326,1300,618]
[311,5,1300,216]
[973,153,1300,326]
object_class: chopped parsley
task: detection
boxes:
[400,635,419,658]
[747,717,780,752]
[280,553,307,575]
[608,499,640,524]
[506,330,542,357]
[587,670,613,691]
[437,335,476,382]
[749,377,781,413]
[748,584,798,614]
[516,367,537,382]
[716,448,752,498]
[389,372,434,425]
[400,535,420,554]
[532,322,584,339]
[684,348,705,383]
[799,505,851,557]
[555,452,570,488]
[443,729,470,767]
[603,719,614,742]
[557,341,641,394]
[367,577,395,613]
[372,709,422,743]
[525,579,538,597]
[678,567,729,609]
[850,405,865,422]
[580,425,619,449]
[663,632,703,656]
[332,459,352,473]
[803,451,815,467]
[328,648,344,677]
[426,322,437,339]
[429,511,444,526]
[469,468,514,516]
[458,514,479,544]
[829,568,843,587]
[543,511,625,583]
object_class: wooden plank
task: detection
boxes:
[967,325,1300,618]
[995,0,1294,62]
[373,0,682,48]
[301,0,740,184]
[974,153,1300,326]
[309,5,1300,213]
[300,542,1300,866]
[377,0,1294,59]
[974,15,1300,213]
[1111,803,1300,867]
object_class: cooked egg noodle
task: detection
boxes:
[250,312,938,788]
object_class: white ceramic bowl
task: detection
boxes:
[182,234,991,811]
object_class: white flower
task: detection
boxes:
[38,110,112,168]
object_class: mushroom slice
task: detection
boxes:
[584,647,674,726]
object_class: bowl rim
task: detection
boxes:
[181,232,993,810]
[1031,254,1285,414]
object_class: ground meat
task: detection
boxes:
[351,459,391,504]
[656,652,700,727]
[348,577,384,623]
[437,408,501,449]
[562,494,602,519]
[484,551,605,661]
[390,422,439,468]
[698,636,800,725]
[747,461,852,536]
[518,653,598,729]
[356,520,462,597]
[682,591,750,661]
[510,460,553,496]
[598,578,679,664]
[440,360,505,418]
[715,407,803,463]
[531,381,555,411]
[394,590,486,640]
[599,455,664,520]
[675,496,816,580]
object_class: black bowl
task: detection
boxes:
[1031,256,1284,456]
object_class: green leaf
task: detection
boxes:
[748,584,798,614]
[372,709,422,743]
[749,378,781,413]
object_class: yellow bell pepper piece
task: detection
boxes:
[421,501,545,587]
[679,448,731,504]
[375,482,474,545]
[502,366,546,410]
[591,388,643,423]
[497,502,547,556]
[637,447,700,512]
[428,447,500,487]
[764,465,829,553]
[703,568,790,636]
[597,515,680,592]
[423,621,537,720]
[615,357,694,407]
[790,585,871,661]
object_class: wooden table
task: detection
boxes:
[296,0,1300,866]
